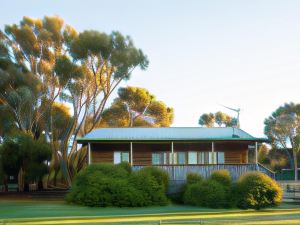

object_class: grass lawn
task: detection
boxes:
[1,199,300,224]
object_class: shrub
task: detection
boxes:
[139,166,169,192]
[66,171,112,207]
[186,172,203,185]
[183,179,226,208]
[130,170,169,206]
[210,170,231,187]
[117,161,132,174]
[236,172,282,209]
[83,163,130,179]
[67,163,169,207]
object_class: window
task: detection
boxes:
[173,152,178,164]
[177,152,186,164]
[152,153,161,165]
[152,152,169,165]
[114,151,129,164]
[217,152,225,164]
[209,152,217,164]
[198,152,218,164]
[188,151,197,164]
[198,152,209,164]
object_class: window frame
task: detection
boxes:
[113,151,129,164]
[188,151,197,164]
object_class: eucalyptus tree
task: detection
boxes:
[0,16,148,186]
[95,86,174,128]
[198,111,235,128]
[264,102,300,180]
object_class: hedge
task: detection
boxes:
[66,164,168,207]
[183,179,227,208]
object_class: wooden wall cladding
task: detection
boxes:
[90,141,250,165]
[91,143,129,163]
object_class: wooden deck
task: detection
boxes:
[132,163,275,181]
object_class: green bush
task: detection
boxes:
[117,161,132,174]
[186,172,203,185]
[83,163,130,179]
[138,166,169,192]
[183,179,226,208]
[177,172,203,203]
[67,163,168,207]
[210,170,231,187]
[236,172,283,209]
[130,171,169,206]
[209,169,235,207]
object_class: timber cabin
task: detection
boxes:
[77,127,275,181]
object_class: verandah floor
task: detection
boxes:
[0,199,300,224]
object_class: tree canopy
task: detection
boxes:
[264,102,300,180]
[198,111,236,128]
[95,86,174,128]
[0,131,51,188]
[0,16,148,186]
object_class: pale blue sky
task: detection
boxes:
[1,0,300,137]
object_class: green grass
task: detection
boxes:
[0,199,300,224]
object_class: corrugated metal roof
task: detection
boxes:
[77,127,268,142]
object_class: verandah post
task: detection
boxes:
[212,141,215,164]
[130,142,133,166]
[88,142,91,165]
[171,141,174,164]
[171,141,175,180]
[255,141,258,171]
[255,142,258,164]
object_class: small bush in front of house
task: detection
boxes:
[66,164,169,207]
[183,179,226,208]
[209,170,237,207]
[210,170,231,187]
[138,166,169,192]
[130,170,169,206]
[186,172,203,185]
[236,171,283,209]
[117,161,132,174]
[83,163,130,179]
[177,172,204,203]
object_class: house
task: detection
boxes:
[77,127,274,181]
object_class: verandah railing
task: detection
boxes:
[133,163,275,181]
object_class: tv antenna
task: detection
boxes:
[221,105,241,128]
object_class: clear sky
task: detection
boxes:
[1,0,300,137]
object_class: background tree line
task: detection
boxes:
[198,103,300,181]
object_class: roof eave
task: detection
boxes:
[77,138,269,143]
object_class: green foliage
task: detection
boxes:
[209,170,236,207]
[129,171,169,206]
[1,16,149,187]
[264,102,300,180]
[258,144,272,166]
[183,170,282,209]
[138,166,169,192]
[183,180,226,208]
[198,113,215,128]
[198,111,236,128]
[236,172,283,209]
[67,164,168,207]
[210,170,231,187]
[186,173,203,185]
[0,132,51,182]
[117,161,132,174]
[97,86,174,128]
